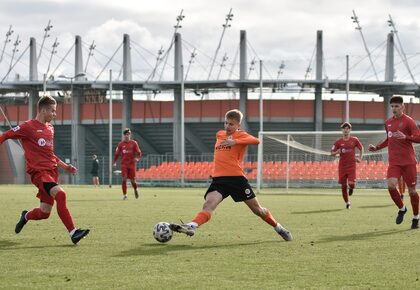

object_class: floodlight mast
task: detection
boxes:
[84,41,96,73]
[45,38,59,77]
[351,10,379,81]
[8,35,21,73]
[207,8,234,80]
[0,25,13,64]
[185,48,197,80]
[388,15,416,83]
[38,20,53,63]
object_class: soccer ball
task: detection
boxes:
[153,222,173,243]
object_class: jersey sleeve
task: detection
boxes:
[376,124,389,150]
[113,143,121,163]
[405,118,420,143]
[135,141,142,157]
[331,140,339,152]
[355,137,363,151]
[234,131,260,145]
[0,123,27,144]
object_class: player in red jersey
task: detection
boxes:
[369,96,420,229]
[169,109,293,241]
[0,96,90,244]
[113,128,142,200]
[331,122,364,209]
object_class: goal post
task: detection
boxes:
[256,130,396,192]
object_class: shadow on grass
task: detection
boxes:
[292,209,343,215]
[317,229,409,244]
[116,240,278,257]
[0,239,75,250]
[358,204,393,209]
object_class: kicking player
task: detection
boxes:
[169,109,293,241]
[113,128,142,200]
[369,96,420,229]
[0,96,90,244]
[331,122,364,209]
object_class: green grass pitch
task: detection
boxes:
[1,185,420,289]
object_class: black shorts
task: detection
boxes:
[205,176,256,202]
[91,171,99,177]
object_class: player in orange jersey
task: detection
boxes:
[169,109,292,241]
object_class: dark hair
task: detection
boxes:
[225,109,243,123]
[123,128,131,135]
[38,96,56,110]
[341,122,352,129]
[390,96,403,104]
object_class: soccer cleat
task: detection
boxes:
[123,195,128,200]
[15,210,28,234]
[134,188,139,199]
[349,188,353,196]
[396,207,408,224]
[346,203,351,209]
[71,228,90,244]
[276,227,293,241]
[411,219,419,229]
[169,223,195,236]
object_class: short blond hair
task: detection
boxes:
[225,109,243,123]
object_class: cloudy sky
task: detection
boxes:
[0,0,420,96]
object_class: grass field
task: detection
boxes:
[1,185,420,289]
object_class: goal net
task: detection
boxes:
[256,130,420,191]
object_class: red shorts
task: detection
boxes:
[338,168,356,185]
[30,169,59,205]
[387,164,417,187]
[121,165,136,180]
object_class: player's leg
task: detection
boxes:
[128,166,139,199]
[49,184,90,244]
[339,173,350,208]
[15,200,52,234]
[170,191,223,236]
[348,169,356,197]
[387,165,406,224]
[398,177,405,200]
[403,165,419,229]
[243,197,292,241]
[121,167,128,200]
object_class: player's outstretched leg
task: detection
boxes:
[388,187,406,224]
[410,192,419,229]
[71,229,90,244]
[16,207,52,233]
[131,180,139,199]
[122,178,128,200]
[349,183,355,196]
[169,211,212,237]
[15,210,29,234]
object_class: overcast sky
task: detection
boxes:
[0,0,420,91]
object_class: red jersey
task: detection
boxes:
[377,114,419,166]
[0,119,57,174]
[212,130,260,177]
[113,140,141,167]
[332,136,362,170]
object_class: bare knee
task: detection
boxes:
[388,179,398,190]
[408,187,417,196]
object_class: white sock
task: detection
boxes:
[413,215,419,220]
[69,228,76,236]
[187,222,198,229]
[274,223,283,232]
[399,206,407,211]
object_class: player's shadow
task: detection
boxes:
[358,204,393,209]
[291,209,343,215]
[116,240,278,257]
[0,239,76,250]
[317,229,409,244]
[0,239,19,249]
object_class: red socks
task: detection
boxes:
[55,191,75,232]
[122,182,127,194]
[26,208,50,220]
[388,188,404,209]
[341,184,349,203]
[410,193,419,216]
[262,209,278,227]
[192,211,211,226]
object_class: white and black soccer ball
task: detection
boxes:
[153,222,173,243]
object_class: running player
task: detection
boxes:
[331,122,364,209]
[113,128,142,200]
[0,96,90,244]
[369,96,420,229]
[169,109,293,241]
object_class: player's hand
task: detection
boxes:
[368,144,377,152]
[356,157,361,163]
[113,163,117,168]
[134,158,139,162]
[65,164,77,175]
[220,138,236,146]
[394,130,406,140]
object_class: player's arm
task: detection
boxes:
[330,142,340,156]
[395,120,420,142]
[369,138,388,152]
[56,156,77,175]
[356,139,364,163]
[0,124,26,144]
[113,144,121,167]
[135,142,142,162]
[221,132,260,146]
